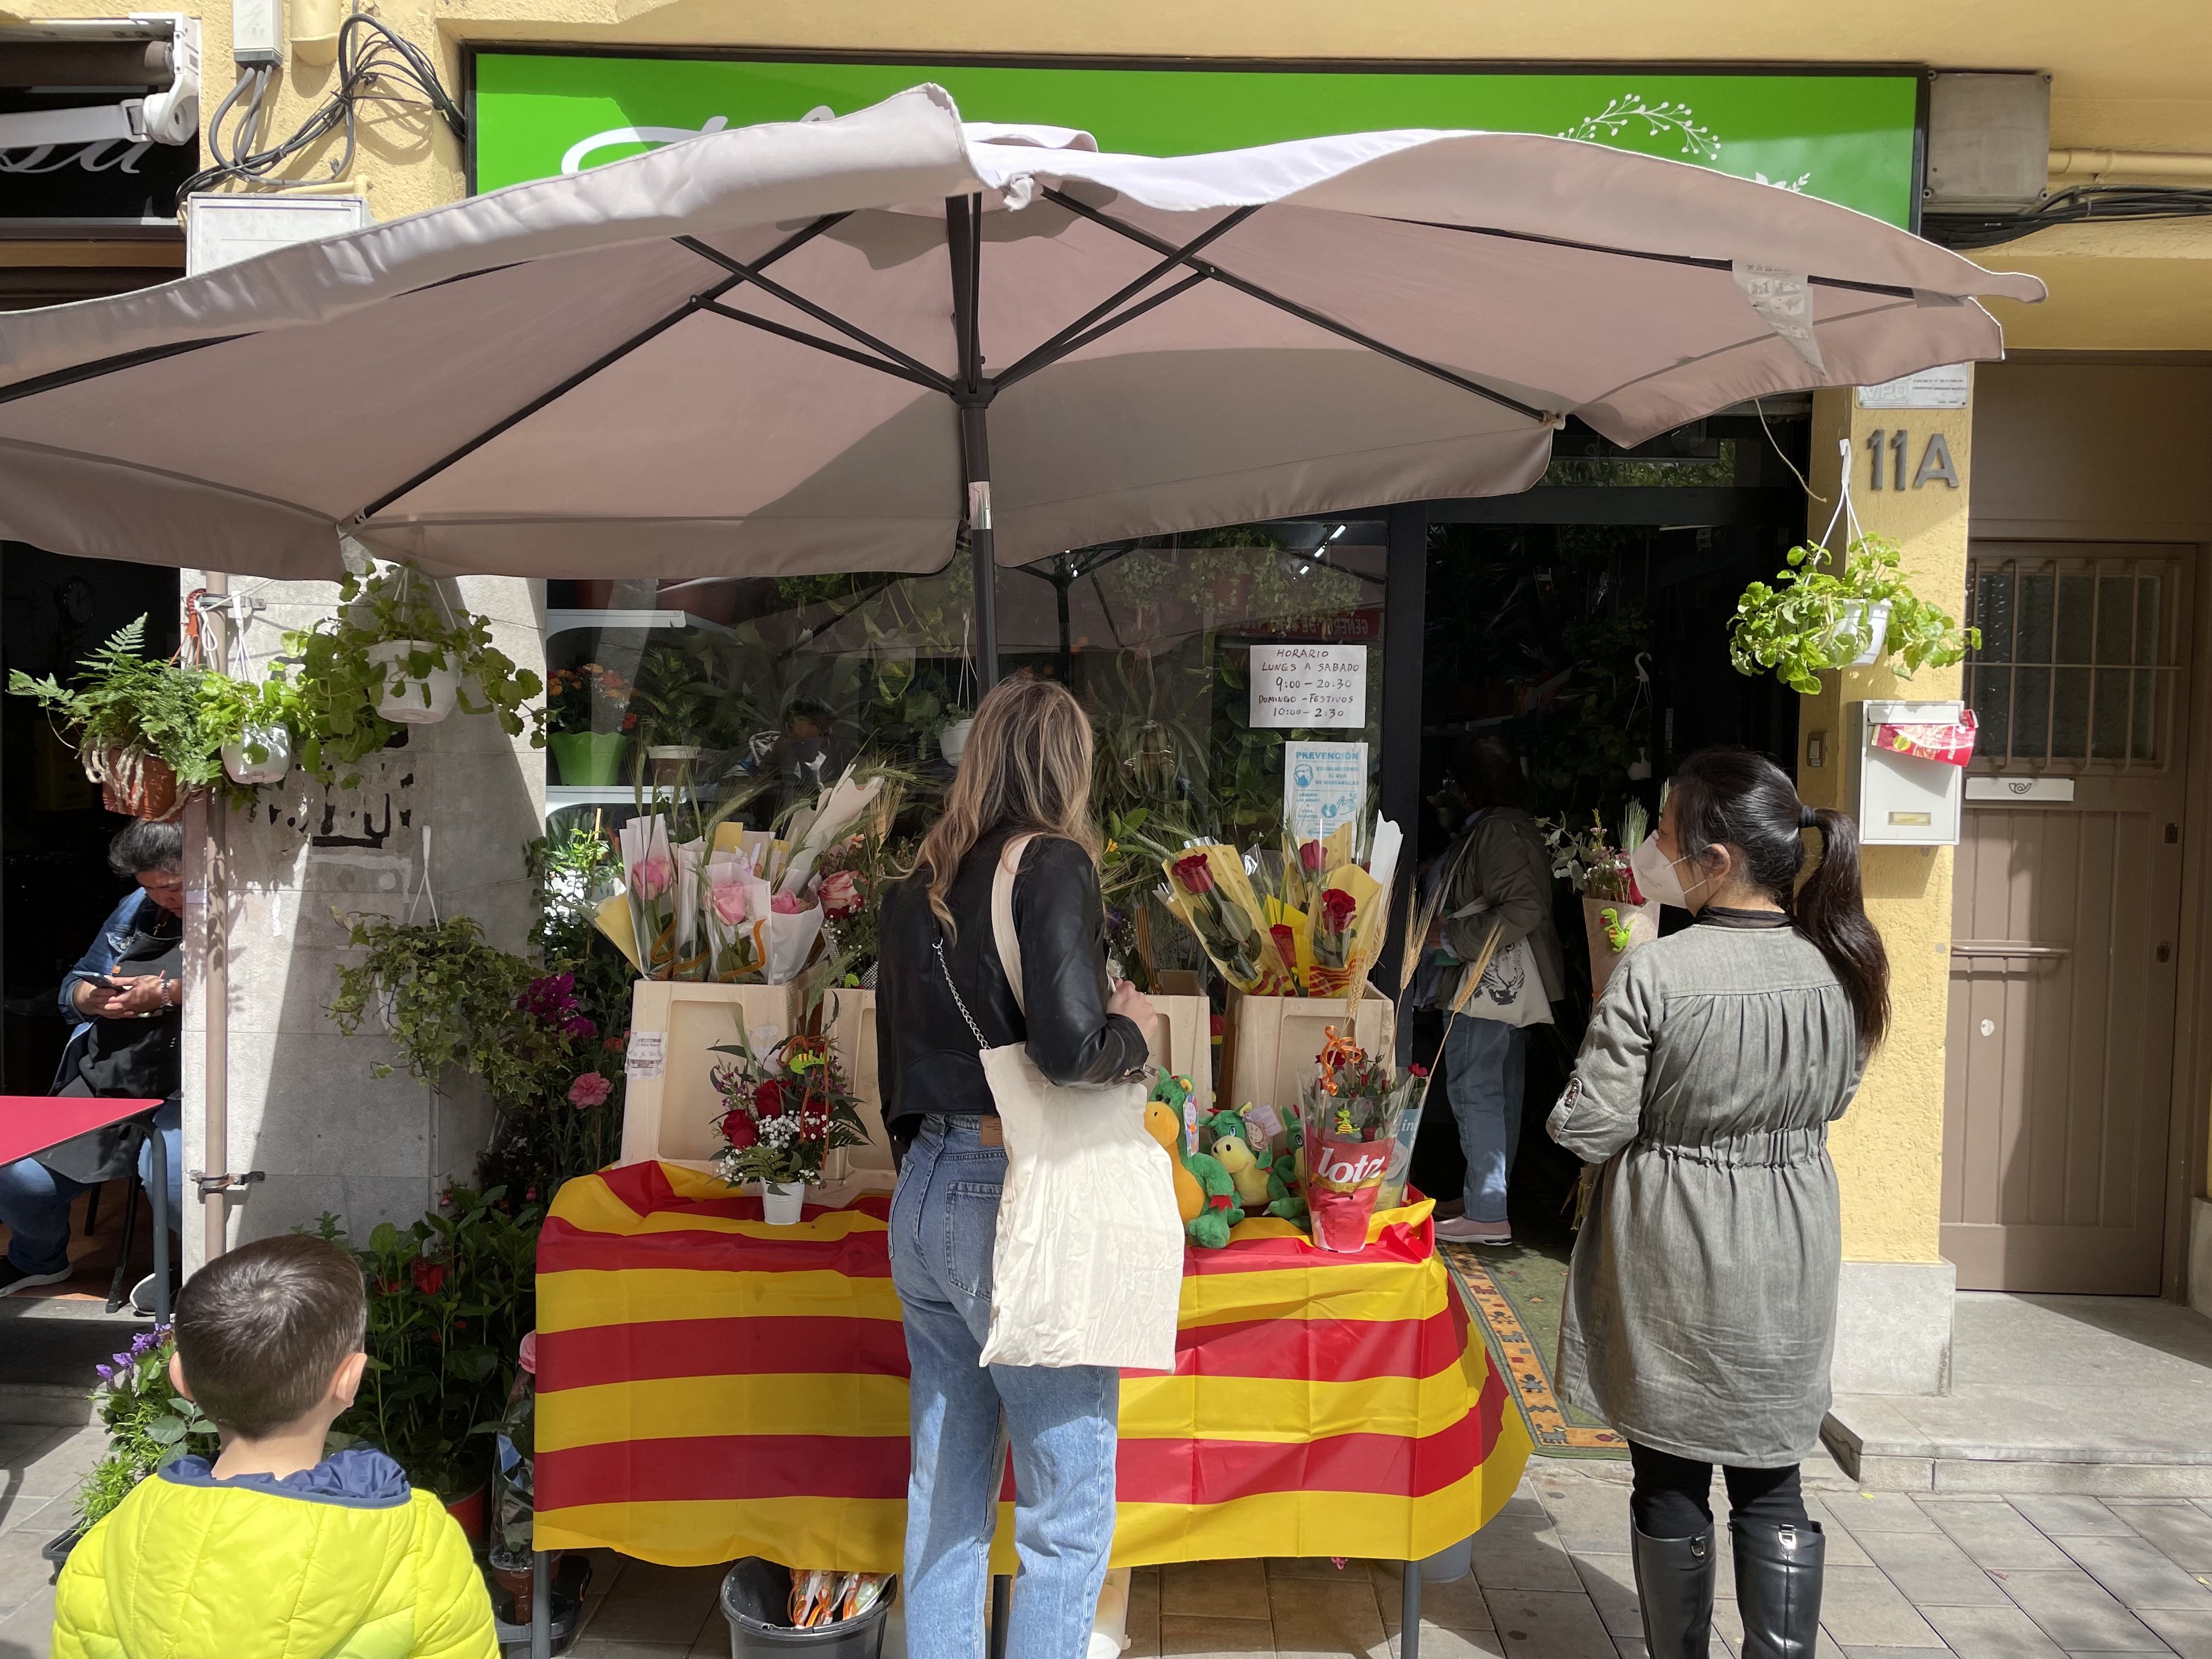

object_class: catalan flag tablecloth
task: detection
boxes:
[534,1162,1531,1569]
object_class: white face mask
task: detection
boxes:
[1630,837,1701,911]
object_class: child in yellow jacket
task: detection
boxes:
[53,1233,498,1659]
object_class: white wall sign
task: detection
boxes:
[1857,364,1971,409]
[1284,741,1369,840]
[1251,643,1367,729]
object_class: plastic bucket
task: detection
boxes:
[721,1559,895,1656]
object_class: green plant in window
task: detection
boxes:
[1730,533,1979,696]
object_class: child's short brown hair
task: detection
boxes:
[173,1234,367,1437]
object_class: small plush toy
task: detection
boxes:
[1182,1150,1244,1249]
[1143,1097,1204,1224]
[1267,1112,1308,1223]
[1210,1121,1275,1211]
[1599,905,1632,955]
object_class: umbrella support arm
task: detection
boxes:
[947,194,1000,691]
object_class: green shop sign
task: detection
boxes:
[471,54,1922,228]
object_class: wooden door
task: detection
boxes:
[1942,545,2190,1294]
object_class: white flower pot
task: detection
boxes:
[939,718,974,765]
[221,720,292,786]
[1839,601,1893,668]
[759,1180,806,1225]
[368,640,459,725]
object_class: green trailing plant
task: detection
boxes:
[8,616,223,794]
[74,1325,221,1530]
[328,913,575,1105]
[314,1188,540,1500]
[1730,533,1979,696]
[279,562,545,785]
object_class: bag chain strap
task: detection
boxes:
[933,933,990,1053]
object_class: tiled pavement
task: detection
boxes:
[9,1446,2210,1659]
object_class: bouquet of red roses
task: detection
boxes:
[1159,844,1294,995]
[708,1030,868,1189]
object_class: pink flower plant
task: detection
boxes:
[567,1071,613,1109]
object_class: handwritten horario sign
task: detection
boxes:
[1250,644,1367,730]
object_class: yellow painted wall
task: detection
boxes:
[1793,387,1973,1265]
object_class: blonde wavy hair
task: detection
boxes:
[913,676,1099,936]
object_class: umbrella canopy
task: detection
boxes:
[0,83,2040,590]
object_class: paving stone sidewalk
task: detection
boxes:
[7,1444,2210,1659]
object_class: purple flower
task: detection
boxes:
[562,1015,598,1039]
[95,1364,114,1382]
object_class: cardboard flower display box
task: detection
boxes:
[1220,985,1395,1119]
[617,979,813,1171]
[1147,969,1215,1114]
[825,986,896,1172]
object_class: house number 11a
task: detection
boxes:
[1868,428,1959,490]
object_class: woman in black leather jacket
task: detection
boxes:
[875,676,1158,1659]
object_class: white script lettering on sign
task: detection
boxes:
[1250,644,1367,730]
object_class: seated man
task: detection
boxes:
[0,819,185,1300]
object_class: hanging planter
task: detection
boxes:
[278,562,545,786]
[1730,535,1976,696]
[221,721,294,787]
[9,616,221,820]
[367,640,460,725]
[938,716,975,765]
[89,746,188,820]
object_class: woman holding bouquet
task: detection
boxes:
[1549,749,1888,1659]
[875,676,1159,1659]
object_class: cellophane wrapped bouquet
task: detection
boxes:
[1294,1027,1425,1252]
[1158,808,1402,1001]
[708,1030,868,1189]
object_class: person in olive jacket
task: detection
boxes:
[874,676,1159,1659]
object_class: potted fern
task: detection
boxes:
[1729,533,1979,696]
[8,617,218,819]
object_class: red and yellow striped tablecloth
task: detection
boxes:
[535,1162,1531,1570]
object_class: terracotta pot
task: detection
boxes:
[89,749,185,820]
[444,1482,487,1542]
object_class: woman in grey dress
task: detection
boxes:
[1549,749,1889,1659]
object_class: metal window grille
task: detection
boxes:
[1963,551,2181,774]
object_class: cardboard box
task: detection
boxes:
[617,979,811,1171]
[825,986,896,1171]
[1220,985,1396,1116]
[1147,969,1214,1113]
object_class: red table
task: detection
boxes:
[0,1095,169,1318]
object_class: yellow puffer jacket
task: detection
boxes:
[52,1447,498,1659]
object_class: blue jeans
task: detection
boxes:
[1443,1020,1526,1224]
[891,1115,1119,1659]
[0,1101,181,1276]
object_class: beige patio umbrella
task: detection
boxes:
[0,84,2040,673]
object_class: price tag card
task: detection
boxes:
[625,1030,666,1080]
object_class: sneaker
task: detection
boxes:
[1434,1217,1514,1246]
[0,1260,72,1297]
[129,1272,167,1316]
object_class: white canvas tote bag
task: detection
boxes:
[934,834,1186,1371]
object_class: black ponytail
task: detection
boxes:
[1669,748,1891,1050]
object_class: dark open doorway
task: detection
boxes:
[1406,408,1812,1235]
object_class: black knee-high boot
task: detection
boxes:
[1731,1519,1825,1659]
[1632,1521,1717,1659]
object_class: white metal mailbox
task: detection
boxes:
[1851,699,1967,847]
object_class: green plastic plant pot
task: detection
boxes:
[548,731,630,786]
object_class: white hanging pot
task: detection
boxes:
[939,718,974,765]
[759,1180,806,1225]
[368,640,459,724]
[221,720,293,786]
[1839,600,1894,667]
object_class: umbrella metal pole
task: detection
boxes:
[947,193,998,690]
